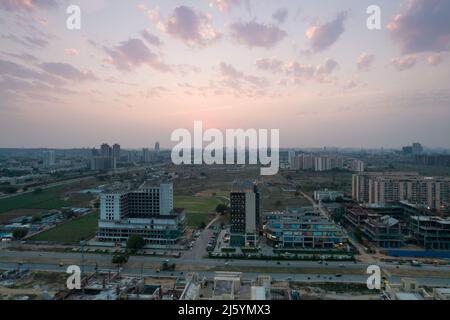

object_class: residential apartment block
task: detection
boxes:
[288,154,344,172]
[352,172,450,211]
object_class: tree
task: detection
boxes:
[215,203,229,215]
[13,229,28,240]
[126,235,145,251]
[31,215,42,223]
[199,221,207,229]
[112,253,128,266]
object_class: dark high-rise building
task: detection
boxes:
[91,143,116,171]
[112,143,121,160]
[155,142,160,153]
[230,180,261,247]
[100,143,112,158]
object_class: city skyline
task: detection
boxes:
[1,0,450,149]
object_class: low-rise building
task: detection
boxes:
[314,190,344,202]
[384,278,450,300]
[409,216,450,250]
[263,207,347,249]
[362,215,403,248]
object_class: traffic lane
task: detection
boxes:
[1,250,449,273]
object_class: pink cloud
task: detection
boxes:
[65,48,79,56]
[0,0,58,12]
[427,53,445,66]
[387,0,450,54]
[230,21,287,49]
[103,38,171,72]
[357,53,375,71]
[141,5,221,47]
[306,11,347,52]
[391,56,417,71]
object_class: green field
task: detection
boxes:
[0,187,72,214]
[186,212,213,226]
[174,196,223,213]
[30,211,99,243]
[174,196,224,227]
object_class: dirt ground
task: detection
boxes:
[0,209,43,224]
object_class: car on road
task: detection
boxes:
[335,274,342,277]
[411,260,422,267]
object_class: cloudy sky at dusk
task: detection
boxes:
[0,0,449,149]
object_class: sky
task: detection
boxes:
[0,0,449,149]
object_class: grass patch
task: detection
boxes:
[175,196,224,227]
[186,212,212,227]
[30,211,98,243]
[174,196,223,213]
[0,187,71,214]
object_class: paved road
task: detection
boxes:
[181,228,214,261]
[1,249,449,274]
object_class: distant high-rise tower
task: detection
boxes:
[143,148,151,163]
[100,143,112,158]
[155,142,160,153]
[412,142,423,155]
[43,150,55,168]
[112,144,121,160]
[91,143,115,171]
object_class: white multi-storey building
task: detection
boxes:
[98,182,185,245]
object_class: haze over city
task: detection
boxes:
[0,0,449,149]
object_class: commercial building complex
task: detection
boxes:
[362,215,403,248]
[409,216,450,250]
[97,182,186,245]
[230,180,261,247]
[344,203,450,249]
[352,172,450,212]
[263,207,347,249]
